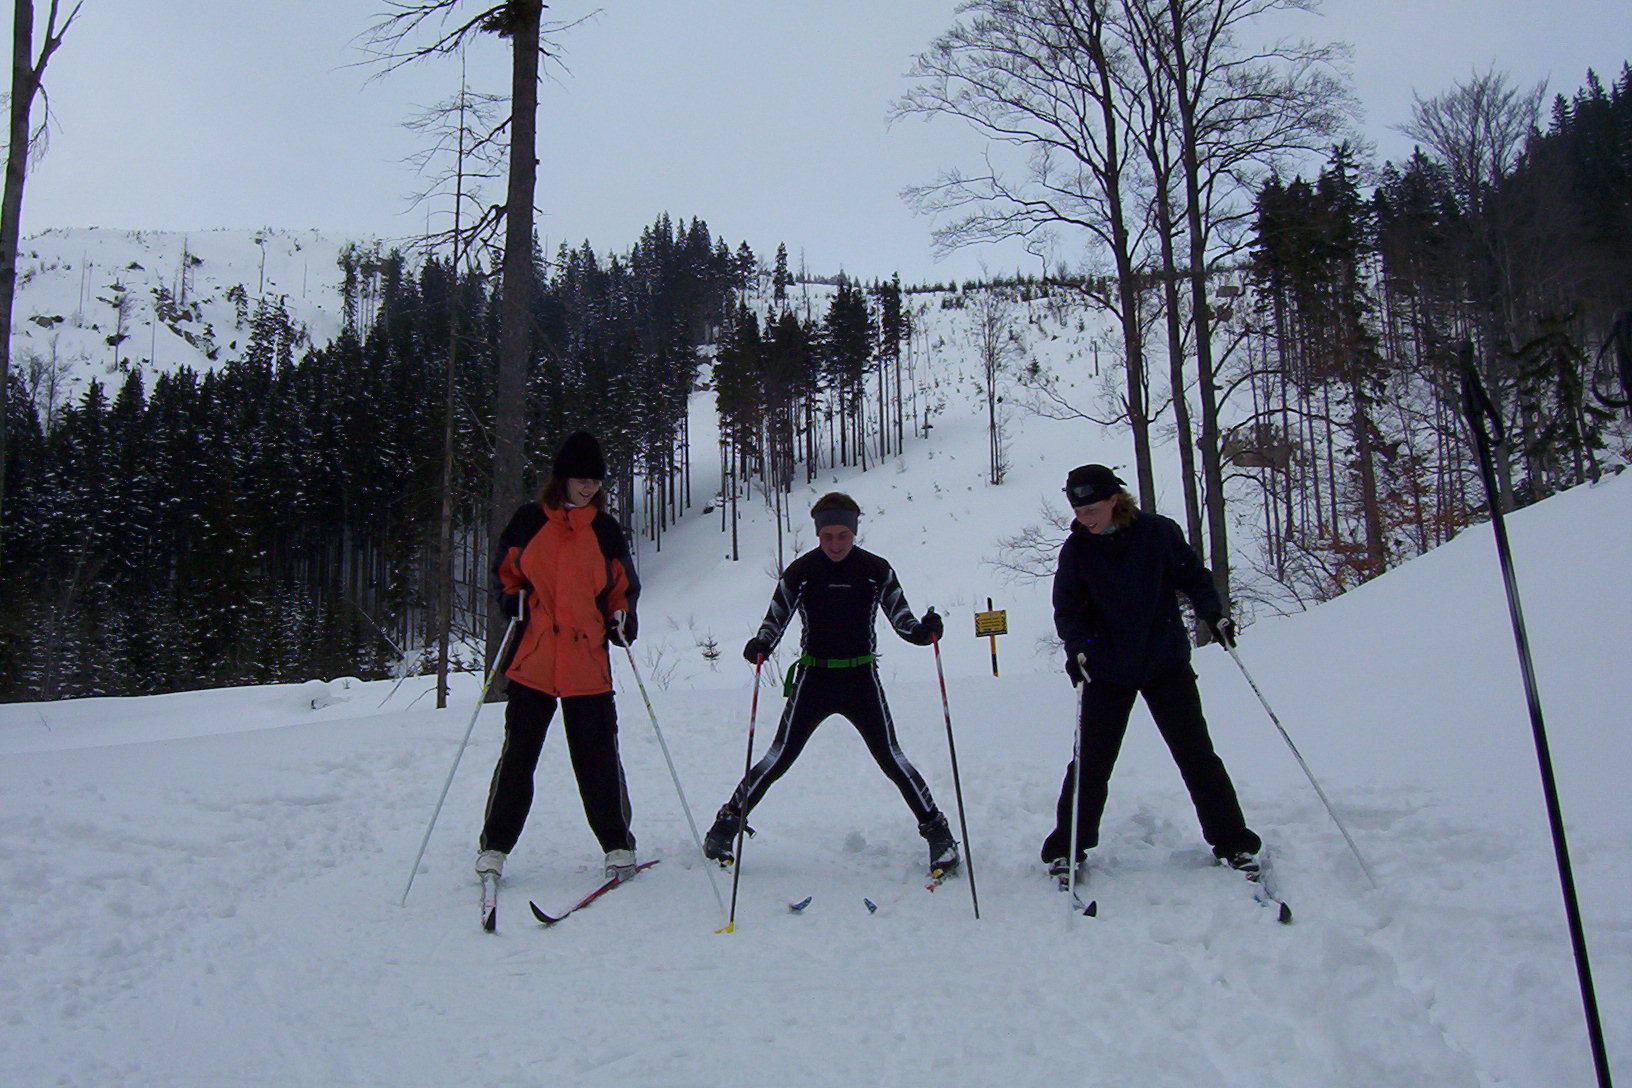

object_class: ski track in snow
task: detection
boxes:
[4,647,1626,1086]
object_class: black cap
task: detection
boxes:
[553,431,606,480]
[1063,464,1125,506]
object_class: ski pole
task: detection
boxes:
[930,634,980,919]
[614,615,726,916]
[1066,657,1087,918]
[720,658,764,934]
[400,612,521,907]
[1592,308,1630,412]
[1460,345,1613,1088]
[1223,643,1377,889]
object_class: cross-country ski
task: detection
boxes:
[529,860,660,927]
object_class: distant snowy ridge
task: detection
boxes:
[11,226,363,404]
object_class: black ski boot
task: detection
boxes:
[703,806,748,866]
[920,812,960,877]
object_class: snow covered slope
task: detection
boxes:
[1,343,1627,1086]
[10,226,354,407]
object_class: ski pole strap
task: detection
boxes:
[782,653,876,695]
[1458,341,1504,454]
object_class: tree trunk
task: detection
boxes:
[1088,47,1157,511]
[485,0,541,678]
[2,0,75,557]
[1170,2,1229,611]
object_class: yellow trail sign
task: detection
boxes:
[973,610,1008,636]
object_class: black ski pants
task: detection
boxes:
[1044,663,1258,862]
[725,665,938,825]
[479,681,635,856]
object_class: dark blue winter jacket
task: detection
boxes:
[1052,511,1224,687]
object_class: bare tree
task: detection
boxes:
[401,58,508,262]
[1,0,82,558]
[1400,67,1545,221]
[1399,66,1546,511]
[970,285,1022,484]
[1130,0,1349,612]
[402,51,506,709]
[895,0,1162,507]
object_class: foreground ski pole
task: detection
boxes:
[1460,345,1613,1088]
[930,635,979,919]
[1224,643,1377,889]
[1592,308,1631,413]
[719,658,764,934]
[400,612,521,907]
[615,615,726,916]
[1066,658,1090,918]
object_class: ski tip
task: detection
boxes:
[528,900,560,926]
[1277,902,1293,924]
[1084,899,1098,917]
[482,910,497,933]
[714,921,736,934]
[863,897,878,914]
[788,896,812,913]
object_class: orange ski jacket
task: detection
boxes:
[491,501,639,697]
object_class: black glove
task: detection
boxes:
[910,608,943,646]
[1208,617,1237,649]
[607,610,636,647]
[743,636,771,664]
[1064,652,1086,687]
[499,591,527,622]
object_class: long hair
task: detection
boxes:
[540,476,608,511]
[1110,491,1138,530]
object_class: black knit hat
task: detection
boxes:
[553,431,606,480]
[1063,464,1125,506]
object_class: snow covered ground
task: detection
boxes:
[3,286,1630,1086]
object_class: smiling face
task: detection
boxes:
[818,524,855,563]
[1073,496,1117,535]
[566,477,602,507]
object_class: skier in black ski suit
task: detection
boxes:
[1042,464,1261,874]
[703,492,960,876]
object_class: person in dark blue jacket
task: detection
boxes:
[1042,464,1260,876]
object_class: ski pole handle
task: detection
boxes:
[1458,341,1504,453]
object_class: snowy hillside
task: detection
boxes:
[1,313,1628,1086]
[10,226,356,406]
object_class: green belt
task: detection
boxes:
[783,653,876,696]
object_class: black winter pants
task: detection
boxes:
[1044,663,1258,861]
[479,682,635,856]
[725,666,938,825]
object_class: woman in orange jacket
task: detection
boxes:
[474,432,643,884]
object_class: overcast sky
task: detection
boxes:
[15,0,1629,285]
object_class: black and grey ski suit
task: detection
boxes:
[724,546,941,825]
